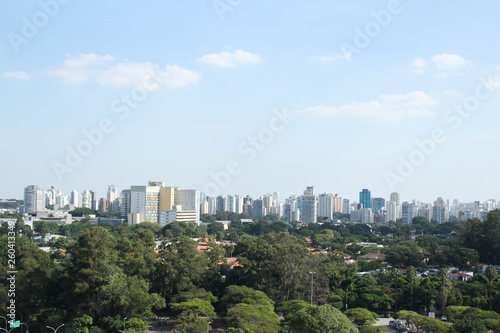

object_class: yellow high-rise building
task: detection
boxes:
[159,187,176,211]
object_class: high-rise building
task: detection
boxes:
[359,189,371,209]
[120,189,131,219]
[159,187,176,211]
[216,195,227,212]
[390,192,402,219]
[417,204,432,222]
[301,186,317,223]
[82,190,91,208]
[433,197,449,224]
[390,192,400,203]
[130,185,161,223]
[272,192,280,207]
[227,195,236,213]
[362,208,373,223]
[107,185,118,202]
[386,201,398,222]
[252,199,264,217]
[350,209,362,223]
[200,200,209,214]
[402,201,417,223]
[90,191,98,210]
[46,186,58,206]
[55,192,69,207]
[234,195,243,214]
[262,194,273,215]
[372,198,385,214]
[175,189,200,224]
[23,185,45,213]
[70,190,82,207]
[243,195,252,204]
[342,199,350,214]
[304,186,314,196]
[317,193,334,220]
[333,194,343,213]
[284,203,292,223]
[207,197,217,215]
[99,198,108,212]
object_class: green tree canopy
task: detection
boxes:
[225,303,280,333]
[345,308,379,327]
[290,304,358,333]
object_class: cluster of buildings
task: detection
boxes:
[21,182,200,226]
[18,184,500,226]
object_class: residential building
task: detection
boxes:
[402,201,418,223]
[70,190,82,208]
[390,192,402,219]
[333,194,343,213]
[120,189,131,219]
[107,185,118,202]
[342,199,350,214]
[301,186,317,223]
[318,193,334,220]
[23,185,45,213]
[252,199,264,217]
[433,197,449,224]
[386,201,398,222]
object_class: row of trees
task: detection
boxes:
[2,210,500,332]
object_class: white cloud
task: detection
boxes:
[3,71,30,80]
[410,57,427,74]
[49,53,200,88]
[410,54,469,76]
[489,75,500,89]
[304,91,437,122]
[311,51,352,62]
[197,49,262,67]
[63,53,114,68]
[431,53,467,69]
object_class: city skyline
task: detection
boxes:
[2,2,500,202]
[7,182,500,207]
[14,183,499,227]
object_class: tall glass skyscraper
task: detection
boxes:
[359,189,371,209]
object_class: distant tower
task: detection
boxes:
[23,185,45,213]
[301,186,317,223]
[318,193,334,220]
[390,192,402,219]
[107,185,118,202]
[359,189,371,209]
[372,198,386,214]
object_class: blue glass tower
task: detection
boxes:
[359,189,371,209]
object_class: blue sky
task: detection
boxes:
[1,1,500,203]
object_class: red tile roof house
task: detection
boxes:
[448,272,473,282]
[358,252,386,261]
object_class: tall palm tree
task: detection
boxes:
[438,268,452,316]
[407,266,416,310]
[391,268,403,312]
[485,265,498,310]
